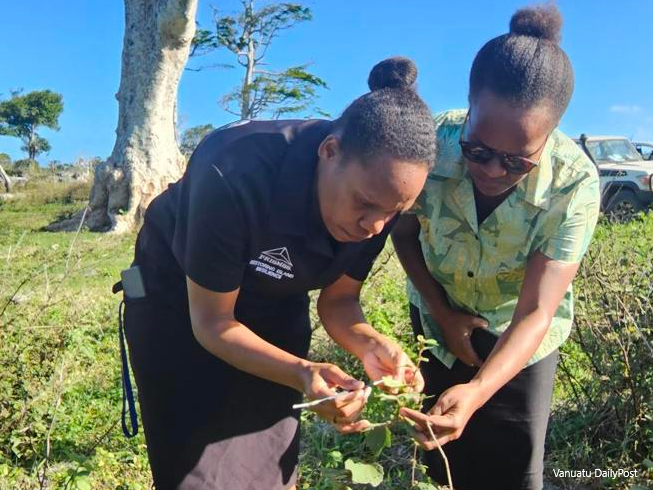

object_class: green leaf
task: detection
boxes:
[364,426,391,457]
[416,483,439,490]
[344,459,384,487]
[328,450,343,464]
[643,458,653,469]
[378,393,400,402]
[381,376,406,389]
[397,393,422,404]
[73,477,92,490]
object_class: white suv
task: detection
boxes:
[575,135,653,221]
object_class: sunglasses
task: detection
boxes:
[458,111,547,175]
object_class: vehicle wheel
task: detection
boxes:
[603,190,643,222]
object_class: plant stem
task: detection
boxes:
[426,422,453,490]
[292,380,382,410]
[411,442,418,486]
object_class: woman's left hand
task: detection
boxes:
[399,382,484,449]
[361,336,425,393]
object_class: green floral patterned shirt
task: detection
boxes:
[407,110,600,368]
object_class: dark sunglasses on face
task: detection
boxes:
[458,111,548,175]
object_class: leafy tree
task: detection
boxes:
[0,90,63,160]
[190,1,328,119]
[180,123,215,156]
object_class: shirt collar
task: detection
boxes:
[269,120,335,256]
[514,134,554,210]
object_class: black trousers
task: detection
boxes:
[409,304,558,490]
[123,288,311,490]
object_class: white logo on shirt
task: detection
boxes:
[249,247,295,280]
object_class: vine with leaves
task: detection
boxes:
[295,335,454,489]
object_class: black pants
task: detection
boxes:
[409,304,558,490]
[123,289,311,490]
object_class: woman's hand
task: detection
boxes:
[298,361,371,433]
[436,309,489,367]
[361,336,425,393]
[399,382,484,449]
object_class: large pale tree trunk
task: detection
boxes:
[0,164,10,193]
[87,0,198,233]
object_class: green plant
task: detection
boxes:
[0,90,63,160]
[546,214,653,489]
[2,182,652,489]
[11,159,40,177]
[190,1,328,119]
[299,335,447,489]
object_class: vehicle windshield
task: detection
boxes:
[585,139,642,163]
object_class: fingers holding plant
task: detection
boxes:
[297,361,371,433]
[361,335,425,394]
[399,382,484,450]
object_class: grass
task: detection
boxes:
[0,180,651,489]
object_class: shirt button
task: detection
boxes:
[467,271,474,278]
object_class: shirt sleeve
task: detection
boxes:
[537,173,601,263]
[345,216,398,282]
[171,160,249,292]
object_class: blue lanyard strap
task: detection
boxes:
[118,300,138,438]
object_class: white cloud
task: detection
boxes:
[609,104,643,114]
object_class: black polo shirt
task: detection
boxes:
[139,119,394,313]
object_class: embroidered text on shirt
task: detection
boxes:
[249,247,295,280]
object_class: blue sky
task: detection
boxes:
[1,0,652,164]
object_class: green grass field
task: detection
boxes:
[1,180,651,489]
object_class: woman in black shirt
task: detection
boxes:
[121,57,437,489]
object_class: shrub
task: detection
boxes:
[11,159,41,177]
[547,214,653,489]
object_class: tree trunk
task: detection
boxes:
[28,127,36,161]
[87,0,198,233]
[0,164,10,193]
[240,0,255,119]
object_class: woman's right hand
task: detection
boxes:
[299,362,371,433]
[435,309,489,368]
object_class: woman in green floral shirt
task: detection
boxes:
[393,5,600,490]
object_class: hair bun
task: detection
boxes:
[367,57,418,91]
[509,4,562,43]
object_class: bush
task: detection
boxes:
[21,179,91,207]
[0,153,11,168]
[547,214,653,489]
[11,159,41,177]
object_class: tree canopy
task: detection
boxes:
[0,90,63,160]
[180,123,215,156]
[190,1,328,120]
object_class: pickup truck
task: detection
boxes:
[575,135,653,221]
